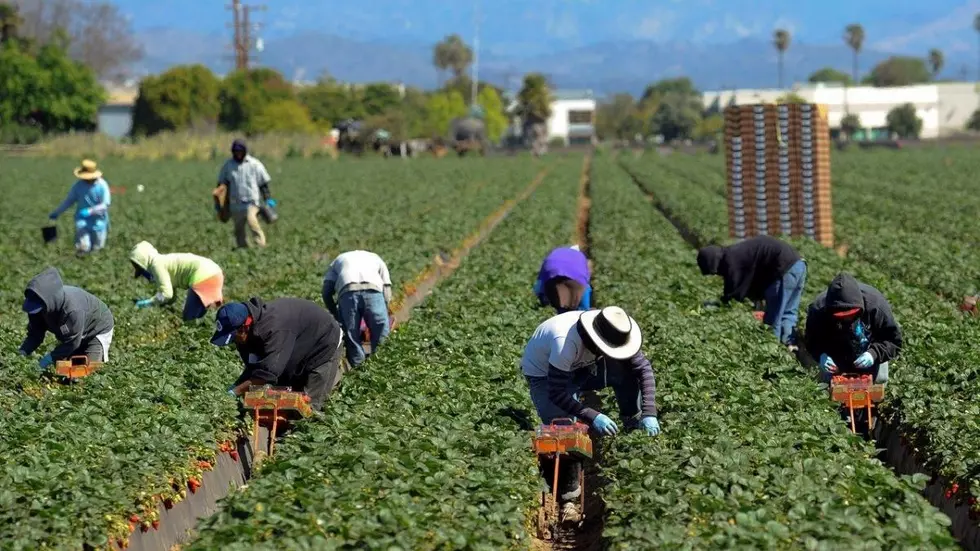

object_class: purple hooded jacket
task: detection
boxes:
[537,246,590,287]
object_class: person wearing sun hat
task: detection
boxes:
[48,159,112,255]
[520,306,659,504]
[17,267,114,370]
[211,297,344,411]
[805,272,902,384]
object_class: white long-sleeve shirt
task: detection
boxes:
[323,250,392,301]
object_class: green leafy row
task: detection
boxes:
[590,155,955,548]
[623,149,980,523]
[0,157,539,548]
[187,158,584,549]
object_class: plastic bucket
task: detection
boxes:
[42,225,57,243]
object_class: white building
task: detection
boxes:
[504,89,598,145]
[703,82,980,139]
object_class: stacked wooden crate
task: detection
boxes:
[724,103,833,247]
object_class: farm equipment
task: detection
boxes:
[830,373,885,437]
[242,386,313,461]
[449,108,489,157]
[531,418,593,536]
[53,355,102,382]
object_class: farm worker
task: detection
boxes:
[48,159,111,255]
[533,245,592,313]
[806,273,902,385]
[216,139,275,249]
[17,267,114,369]
[697,235,806,346]
[213,297,344,411]
[321,250,392,367]
[129,241,224,321]
[520,306,659,502]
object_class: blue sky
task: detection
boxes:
[121,0,980,57]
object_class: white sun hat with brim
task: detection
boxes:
[578,306,642,360]
[73,159,103,180]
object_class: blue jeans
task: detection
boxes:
[74,218,107,253]
[763,260,807,344]
[337,290,389,367]
[182,290,207,321]
[525,360,641,424]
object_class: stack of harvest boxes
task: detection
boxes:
[723,103,833,247]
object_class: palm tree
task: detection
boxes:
[928,48,945,80]
[844,24,865,84]
[432,34,474,85]
[773,29,791,88]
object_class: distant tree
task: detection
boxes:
[0,35,104,133]
[432,34,473,82]
[967,109,980,131]
[886,103,922,138]
[776,93,807,104]
[840,113,862,137]
[650,92,702,141]
[251,100,316,134]
[975,14,980,81]
[928,48,944,79]
[865,56,931,87]
[476,86,507,142]
[808,67,852,85]
[298,78,364,127]
[773,29,791,88]
[517,72,552,123]
[131,64,221,136]
[0,1,24,45]
[703,95,722,116]
[596,93,644,140]
[360,83,402,117]
[218,68,296,134]
[844,24,865,84]
[694,113,724,140]
[422,89,468,138]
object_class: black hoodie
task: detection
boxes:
[805,273,902,367]
[233,297,342,386]
[20,267,114,359]
[697,236,801,303]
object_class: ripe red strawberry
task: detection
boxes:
[953,483,960,494]
[151,520,160,530]
[229,450,239,461]
[945,490,953,499]
[129,514,139,524]
[188,478,201,493]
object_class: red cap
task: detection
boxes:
[832,307,861,318]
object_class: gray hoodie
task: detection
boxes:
[20,267,114,360]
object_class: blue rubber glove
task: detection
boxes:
[134,298,154,309]
[266,198,277,208]
[592,413,619,436]
[854,351,875,369]
[39,354,53,369]
[79,207,91,217]
[228,389,237,397]
[640,416,661,436]
[819,353,838,375]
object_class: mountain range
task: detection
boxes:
[134,28,977,96]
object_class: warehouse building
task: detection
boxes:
[503,89,598,146]
[703,82,980,139]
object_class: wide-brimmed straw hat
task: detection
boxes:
[578,306,642,360]
[73,159,102,180]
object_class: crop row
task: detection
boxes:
[588,155,954,548]
[186,158,586,549]
[623,150,980,528]
[0,157,542,548]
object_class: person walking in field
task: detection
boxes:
[129,241,224,321]
[213,297,344,411]
[533,245,592,314]
[697,235,807,346]
[322,250,392,367]
[806,273,902,385]
[48,159,111,255]
[521,306,659,506]
[216,140,276,249]
[18,267,114,369]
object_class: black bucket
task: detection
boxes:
[42,225,57,243]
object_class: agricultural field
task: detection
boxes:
[0,147,974,549]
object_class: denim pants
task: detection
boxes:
[763,259,807,344]
[182,290,208,321]
[336,290,390,367]
[74,218,107,253]
[525,359,642,424]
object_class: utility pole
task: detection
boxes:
[227,0,266,71]
[471,0,480,106]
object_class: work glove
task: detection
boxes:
[78,207,91,217]
[48,212,58,220]
[592,413,619,436]
[38,354,53,369]
[702,300,721,311]
[228,389,237,398]
[854,351,875,369]
[819,353,838,375]
[134,298,154,309]
[640,416,661,436]
[265,198,277,208]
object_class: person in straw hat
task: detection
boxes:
[48,159,112,255]
[520,306,660,507]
